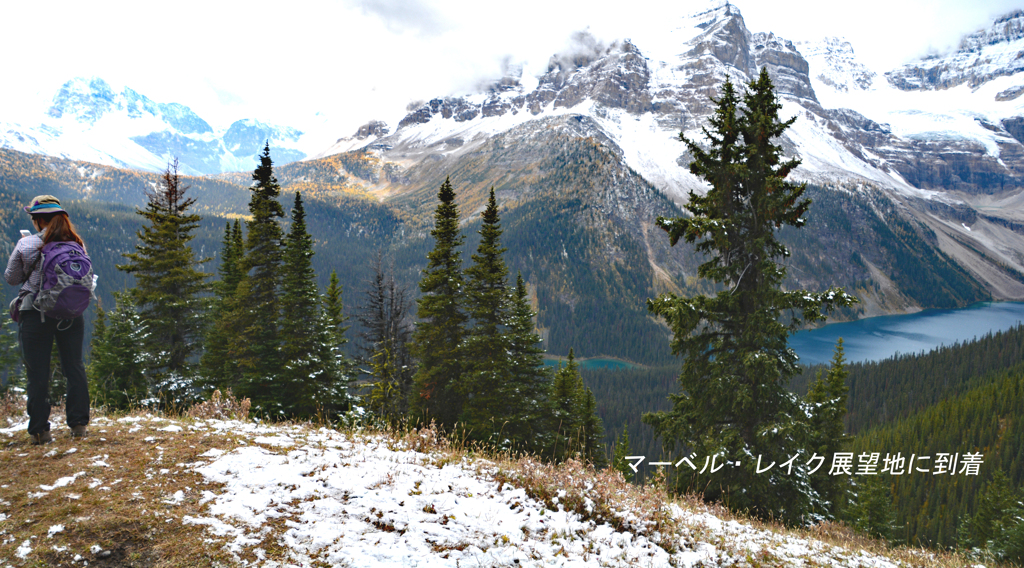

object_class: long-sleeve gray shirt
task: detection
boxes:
[5,231,45,304]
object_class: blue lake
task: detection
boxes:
[543,357,641,371]
[789,301,1024,365]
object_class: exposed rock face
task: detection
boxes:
[751,33,816,101]
[355,120,390,139]
[997,85,1024,101]
[885,10,1024,90]
[1001,117,1024,145]
[547,41,654,114]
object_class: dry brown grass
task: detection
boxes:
[0,408,245,567]
[487,449,1008,568]
[0,404,1011,568]
[0,390,25,426]
[185,389,250,422]
[494,456,682,552]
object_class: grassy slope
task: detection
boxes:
[0,393,1002,568]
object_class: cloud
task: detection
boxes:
[547,30,609,75]
[352,0,451,35]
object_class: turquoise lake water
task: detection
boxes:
[789,301,1024,365]
[542,357,641,370]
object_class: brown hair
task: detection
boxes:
[34,212,85,248]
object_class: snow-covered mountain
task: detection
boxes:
[317,1,1024,303]
[0,77,308,175]
[329,3,1024,197]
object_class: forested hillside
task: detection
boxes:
[0,145,1010,368]
[849,363,1024,547]
[790,324,1024,434]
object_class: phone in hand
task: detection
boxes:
[19,230,30,238]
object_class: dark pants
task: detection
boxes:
[19,311,90,435]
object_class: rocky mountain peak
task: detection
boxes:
[355,120,390,139]
[796,37,876,93]
[682,1,753,79]
[960,10,1024,53]
[47,77,118,123]
[886,10,1024,90]
[44,77,213,135]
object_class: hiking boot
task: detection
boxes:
[70,425,88,439]
[31,431,53,445]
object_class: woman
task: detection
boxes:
[4,195,90,445]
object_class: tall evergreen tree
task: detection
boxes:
[504,272,551,452]
[118,158,209,396]
[323,270,350,351]
[959,470,1024,562]
[87,303,107,378]
[805,338,851,519]
[849,475,899,543]
[278,192,331,416]
[612,424,635,483]
[88,291,153,410]
[231,142,286,409]
[548,348,603,465]
[356,255,413,422]
[549,349,583,462]
[642,70,856,524]
[313,269,357,417]
[460,188,513,442]
[410,177,467,429]
[579,383,606,468]
[201,220,245,387]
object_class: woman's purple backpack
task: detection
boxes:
[32,241,96,320]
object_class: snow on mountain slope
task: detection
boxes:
[325,2,1024,206]
[886,10,1024,91]
[0,77,310,175]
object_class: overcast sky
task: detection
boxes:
[3,0,1021,145]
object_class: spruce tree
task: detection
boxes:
[579,384,606,468]
[612,424,635,483]
[460,188,513,442]
[118,158,209,397]
[231,143,286,409]
[201,220,245,388]
[323,270,350,350]
[504,272,551,453]
[89,292,153,410]
[805,338,851,519]
[313,277,357,418]
[959,470,1024,562]
[549,349,583,462]
[356,255,413,423]
[87,303,107,381]
[642,69,856,524]
[322,269,357,407]
[363,345,403,423]
[410,177,467,429]
[277,192,326,416]
[849,475,899,543]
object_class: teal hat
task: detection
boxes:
[24,195,66,215]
